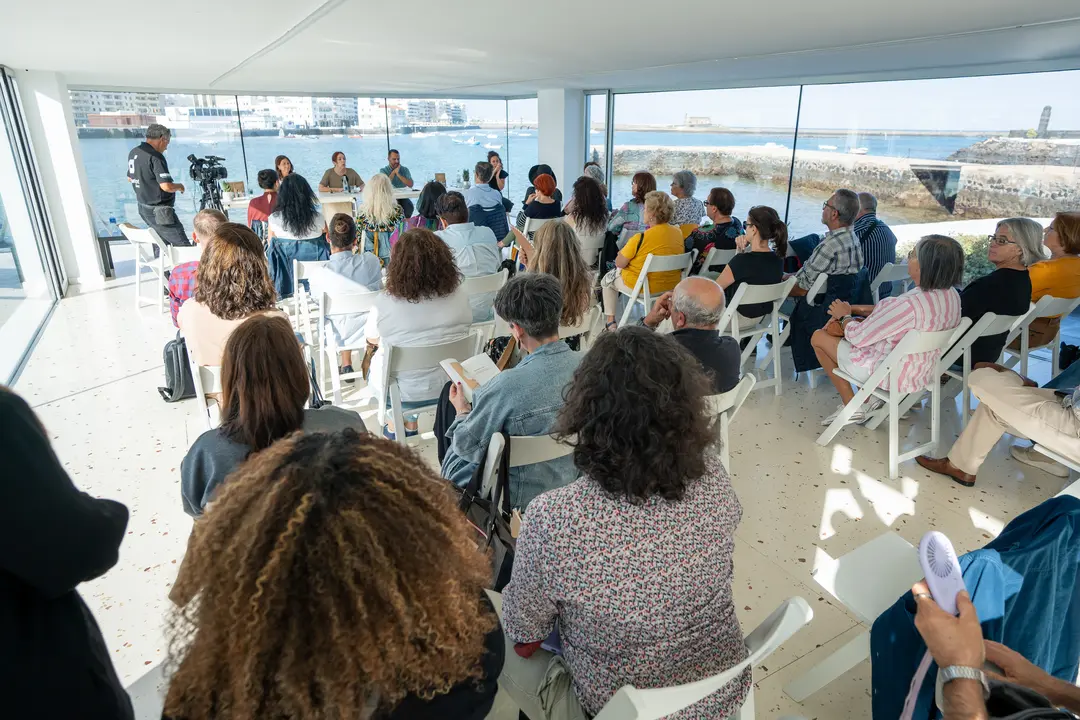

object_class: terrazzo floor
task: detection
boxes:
[13,265,1073,720]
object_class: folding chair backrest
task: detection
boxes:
[320,289,380,319]
[678,223,698,240]
[385,332,483,373]
[870,262,912,303]
[1032,294,1080,321]
[873,320,972,393]
[577,232,606,267]
[481,433,575,498]
[460,268,509,297]
[294,259,329,296]
[521,217,552,237]
[559,305,601,345]
[169,245,201,265]
[119,222,163,261]
[644,250,695,275]
[803,272,828,306]
[184,338,222,430]
[707,374,756,419]
[941,312,1027,369]
[718,278,797,332]
[700,247,737,271]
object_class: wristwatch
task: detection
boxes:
[938,665,990,701]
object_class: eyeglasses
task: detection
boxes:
[987,235,1017,246]
[823,202,836,212]
[703,201,713,207]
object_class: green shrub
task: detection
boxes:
[896,233,993,287]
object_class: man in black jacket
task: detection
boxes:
[641,276,741,394]
[0,387,133,719]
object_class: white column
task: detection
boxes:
[13,70,104,289]
[537,89,585,195]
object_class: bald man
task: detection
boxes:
[642,276,741,393]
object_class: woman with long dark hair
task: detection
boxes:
[267,173,330,298]
[274,154,292,182]
[716,205,787,329]
[564,175,609,242]
[403,180,447,232]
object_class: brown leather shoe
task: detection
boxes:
[916,455,976,487]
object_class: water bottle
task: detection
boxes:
[108,216,120,237]
[342,175,350,194]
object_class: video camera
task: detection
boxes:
[187,154,228,183]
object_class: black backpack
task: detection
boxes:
[158,332,195,402]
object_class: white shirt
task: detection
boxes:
[307,251,383,348]
[268,210,325,241]
[436,222,502,321]
[364,288,473,403]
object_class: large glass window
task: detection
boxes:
[611,87,802,222]
[585,92,607,167]
[506,98,538,200]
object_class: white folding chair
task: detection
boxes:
[119,222,171,313]
[577,231,607,270]
[378,332,484,445]
[870,262,913,304]
[695,247,738,280]
[521,216,553,239]
[720,278,798,395]
[706,374,757,471]
[594,596,814,720]
[1001,294,1080,376]
[318,289,381,404]
[287,259,329,332]
[479,432,576,500]
[778,272,828,389]
[817,319,972,479]
[462,268,510,343]
[617,251,696,327]
[784,532,921,702]
[559,305,602,350]
[184,339,222,432]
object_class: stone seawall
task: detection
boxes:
[948,137,1080,167]
[593,145,1080,218]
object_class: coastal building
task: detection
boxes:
[69,90,162,127]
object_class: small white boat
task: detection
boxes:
[818,144,837,150]
[517,132,531,137]
[484,143,501,150]
[486,134,498,139]
[848,147,868,155]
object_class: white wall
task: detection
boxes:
[14,70,103,289]
[537,89,585,194]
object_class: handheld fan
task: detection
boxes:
[918,531,966,616]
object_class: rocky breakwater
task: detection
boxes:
[948,137,1080,167]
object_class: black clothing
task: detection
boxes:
[960,268,1033,365]
[725,251,785,318]
[523,200,564,219]
[488,168,509,192]
[670,328,741,394]
[128,141,175,207]
[0,390,133,720]
[138,203,191,247]
[397,198,414,219]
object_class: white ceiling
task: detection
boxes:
[2,0,1080,96]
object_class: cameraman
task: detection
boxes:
[127,123,190,246]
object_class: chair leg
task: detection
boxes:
[783,630,870,702]
[134,260,142,309]
[720,413,731,472]
[930,378,941,458]
[158,257,166,314]
[733,683,755,720]
[1020,330,1030,377]
[1053,331,1062,373]
[807,369,818,389]
[328,348,343,404]
[889,396,900,480]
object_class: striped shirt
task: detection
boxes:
[845,287,962,393]
[854,212,898,284]
[795,226,863,291]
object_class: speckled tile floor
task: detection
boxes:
[14,270,1073,719]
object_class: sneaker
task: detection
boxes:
[821,404,866,426]
[1010,445,1070,478]
[857,397,885,425]
[340,365,356,385]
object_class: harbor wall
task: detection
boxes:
[595,145,1080,218]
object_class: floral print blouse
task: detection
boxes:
[501,454,750,718]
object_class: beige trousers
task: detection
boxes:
[947,367,1080,475]
[601,272,633,318]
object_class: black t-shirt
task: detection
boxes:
[524,200,564,219]
[127,142,175,206]
[671,328,741,394]
[725,251,785,318]
[488,169,509,192]
[960,268,1033,365]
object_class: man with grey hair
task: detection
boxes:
[442,273,583,510]
[127,123,190,246]
[670,170,706,225]
[854,192,897,290]
[642,276,741,393]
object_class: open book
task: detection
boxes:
[440,353,501,402]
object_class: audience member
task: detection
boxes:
[500,327,750,719]
[178,223,286,367]
[812,234,964,426]
[608,171,656,247]
[853,192,898,288]
[1011,211,1080,351]
[168,208,227,327]
[266,174,330,298]
[442,274,583,508]
[514,173,562,232]
[180,314,365,516]
[318,150,364,193]
[786,188,864,373]
[602,190,684,328]
[274,154,292,181]
[356,173,405,264]
[642,277,741,393]
[436,192,502,321]
[380,148,415,217]
[563,175,609,250]
[405,180,447,232]
[716,204,786,330]
[582,161,610,209]
[670,170,706,225]
[1,387,133,720]
[245,168,279,236]
[487,150,508,193]
[365,229,472,439]
[165,429,504,720]
[959,217,1039,365]
[526,222,593,330]
[523,164,562,206]
[307,213,382,376]
[687,187,743,274]
[465,161,510,239]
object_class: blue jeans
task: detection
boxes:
[267,236,330,299]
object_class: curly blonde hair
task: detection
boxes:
[644,190,674,225]
[164,429,496,720]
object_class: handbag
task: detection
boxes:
[456,431,517,588]
[158,332,195,402]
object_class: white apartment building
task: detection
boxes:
[69,90,163,126]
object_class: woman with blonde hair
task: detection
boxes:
[1011,211,1080,350]
[528,222,593,329]
[356,172,404,265]
[164,429,504,720]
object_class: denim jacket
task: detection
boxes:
[442,340,582,510]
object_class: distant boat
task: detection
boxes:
[819,144,838,150]
[486,134,498,139]
[484,143,501,150]
[333,134,345,138]
[848,147,868,155]
[517,132,531,137]
[348,134,363,139]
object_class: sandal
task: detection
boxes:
[604,320,619,332]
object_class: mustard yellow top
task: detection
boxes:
[619,224,686,293]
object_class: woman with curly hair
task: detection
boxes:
[563,175,609,246]
[365,228,471,439]
[500,327,749,720]
[178,223,286,367]
[267,173,330,298]
[357,172,405,265]
[164,428,504,720]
